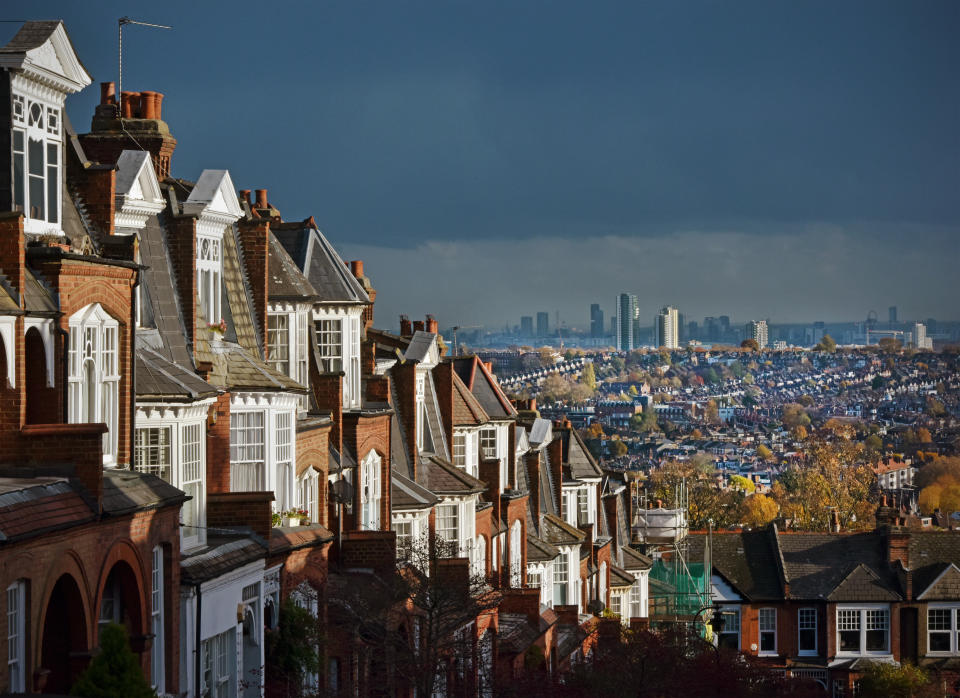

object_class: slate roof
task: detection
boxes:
[203,341,306,393]
[102,468,189,515]
[416,457,486,496]
[0,477,94,542]
[621,545,653,572]
[497,613,540,655]
[560,428,603,481]
[777,532,900,601]
[404,331,435,363]
[529,418,552,446]
[526,534,560,562]
[609,564,636,588]
[138,213,193,367]
[135,344,217,401]
[267,232,318,301]
[180,535,267,585]
[23,268,57,313]
[541,513,586,547]
[0,278,17,313]
[391,468,439,510]
[909,531,960,597]
[450,356,518,420]
[689,530,784,601]
[452,371,489,426]
[269,524,334,554]
[0,21,69,53]
[221,224,260,355]
[273,223,369,305]
[828,563,901,602]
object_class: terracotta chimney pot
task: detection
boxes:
[120,91,139,118]
[140,91,158,119]
[255,189,268,209]
[153,92,165,120]
[239,190,252,206]
[100,82,116,105]
[305,215,316,228]
[351,260,364,278]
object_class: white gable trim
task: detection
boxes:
[115,151,165,230]
[0,23,92,93]
[183,169,243,224]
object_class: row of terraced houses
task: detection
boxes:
[0,20,958,698]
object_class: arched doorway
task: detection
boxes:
[41,574,90,694]
[25,327,48,424]
[97,561,146,647]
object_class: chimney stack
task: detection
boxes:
[120,91,139,118]
[399,315,412,337]
[239,190,252,207]
[413,320,425,333]
[255,189,268,209]
[100,81,116,105]
[351,260,364,279]
[425,314,438,334]
[831,510,841,533]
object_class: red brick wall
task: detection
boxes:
[0,504,181,694]
[206,393,231,494]
[343,412,392,531]
[164,215,198,352]
[72,165,115,238]
[0,212,25,304]
[207,491,274,541]
[338,530,397,577]
[237,219,269,349]
[311,371,343,458]
[20,423,106,508]
[391,362,418,479]
[296,422,330,527]
[431,363,455,448]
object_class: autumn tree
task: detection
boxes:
[581,362,597,391]
[781,404,811,430]
[540,373,571,403]
[744,494,779,528]
[740,338,759,351]
[610,439,628,458]
[704,399,720,425]
[729,474,756,493]
[878,337,902,354]
[756,444,774,462]
[925,396,946,417]
[814,334,837,352]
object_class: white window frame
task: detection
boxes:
[230,411,266,491]
[509,520,522,588]
[360,450,382,531]
[927,605,960,655]
[151,547,164,694]
[436,502,459,551]
[267,313,291,376]
[275,411,293,511]
[479,426,496,460]
[452,431,466,468]
[201,629,233,698]
[13,91,62,233]
[196,233,222,324]
[554,552,569,606]
[717,605,741,650]
[315,318,343,373]
[836,605,890,656]
[135,426,172,482]
[181,422,205,548]
[798,607,818,656]
[7,580,26,694]
[416,375,426,452]
[68,304,120,465]
[758,607,777,655]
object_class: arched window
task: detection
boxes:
[360,451,382,530]
[68,304,120,464]
[510,521,523,587]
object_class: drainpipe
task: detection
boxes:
[194,583,202,698]
[130,264,140,470]
[58,323,69,423]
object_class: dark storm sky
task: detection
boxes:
[6,1,959,329]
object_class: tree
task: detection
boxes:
[729,475,756,493]
[791,425,808,441]
[585,422,605,440]
[540,373,571,403]
[690,428,703,439]
[916,427,932,443]
[925,396,946,417]
[627,384,639,397]
[704,400,720,425]
[631,408,659,434]
[266,598,323,698]
[856,662,938,698]
[744,494,779,528]
[781,404,810,430]
[610,439,628,458]
[755,444,774,462]
[814,334,837,352]
[71,623,155,698]
[863,434,883,454]
[740,338,759,352]
[581,362,597,391]
[877,336,902,354]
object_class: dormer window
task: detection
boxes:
[68,304,120,465]
[197,235,221,324]
[12,94,61,232]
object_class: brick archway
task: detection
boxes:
[39,572,90,693]
[93,540,149,657]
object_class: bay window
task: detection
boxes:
[452,432,466,468]
[928,606,959,654]
[717,606,740,650]
[151,547,164,694]
[276,412,293,511]
[68,304,120,464]
[837,606,889,655]
[135,427,172,482]
[315,319,342,372]
[181,423,204,545]
[437,503,459,549]
[267,314,290,375]
[480,427,496,460]
[230,411,265,490]
[554,553,569,606]
[12,93,62,230]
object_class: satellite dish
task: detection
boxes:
[330,479,354,504]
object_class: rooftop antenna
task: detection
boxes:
[118,17,171,111]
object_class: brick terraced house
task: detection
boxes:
[0,19,655,698]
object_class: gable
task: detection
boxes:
[917,563,960,601]
[115,151,163,205]
[0,21,92,94]
[828,563,901,602]
[183,169,243,220]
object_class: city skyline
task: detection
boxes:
[6,1,958,329]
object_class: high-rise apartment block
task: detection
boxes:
[889,306,898,324]
[590,303,604,338]
[911,322,932,350]
[536,311,549,337]
[616,294,639,351]
[745,320,768,349]
[520,316,534,336]
[655,306,680,349]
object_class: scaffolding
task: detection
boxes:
[632,479,711,624]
